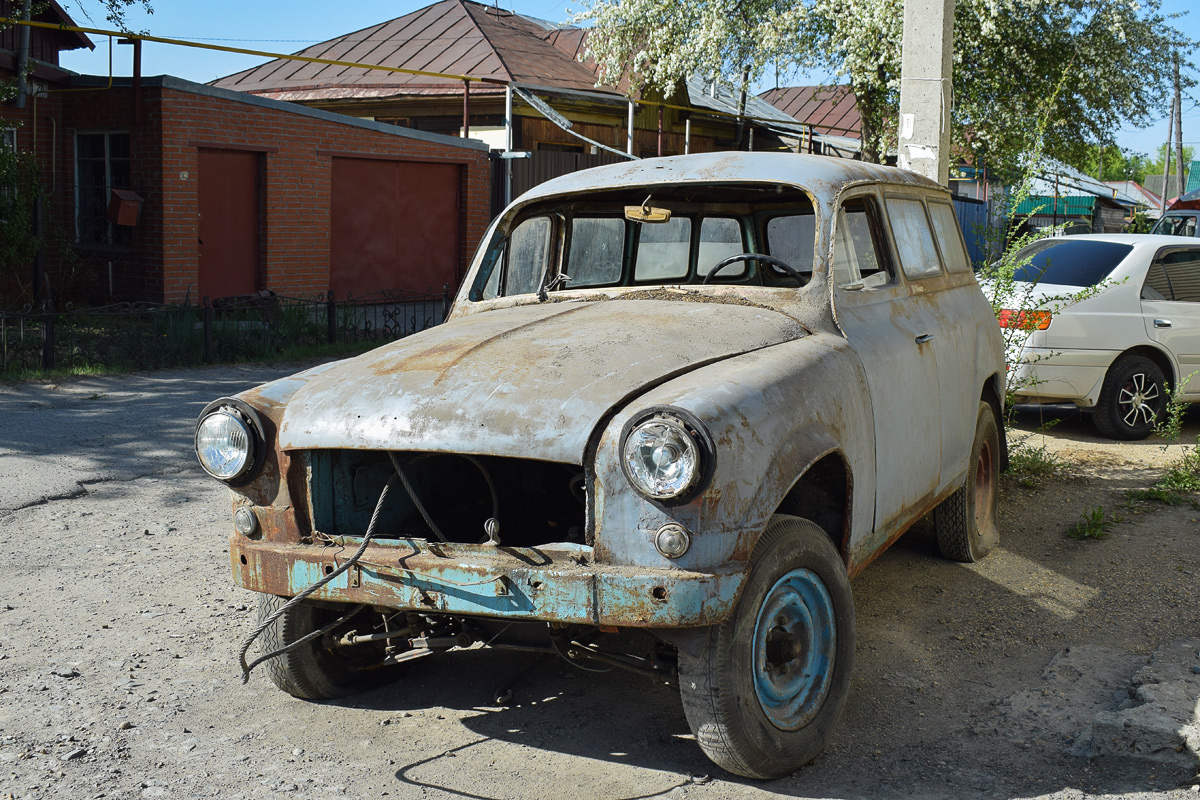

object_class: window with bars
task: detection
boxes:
[75,131,132,248]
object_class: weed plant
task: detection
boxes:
[1068,506,1119,540]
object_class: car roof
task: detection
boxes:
[515,152,944,206]
[1033,233,1197,248]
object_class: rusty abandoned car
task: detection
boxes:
[195,152,1007,779]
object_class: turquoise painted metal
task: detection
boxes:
[233,536,745,628]
[751,568,836,731]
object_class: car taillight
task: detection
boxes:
[997,309,1052,330]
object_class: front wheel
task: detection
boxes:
[1092,354,1166,440]
[255,595,405,700]
[933,401,1000,562]
[677,516,855,779]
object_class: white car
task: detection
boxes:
[1002,234,1200,439]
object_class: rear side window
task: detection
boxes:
[1157,249,1200,302]
[1010,240,1132,287]
[1142,262,1172,300]
[885,197,942,279]
[928,201,971,273]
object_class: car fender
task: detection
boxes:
[589,332,874,578]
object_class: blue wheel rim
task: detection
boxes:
[751,568,836,731]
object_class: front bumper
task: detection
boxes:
[230,535,745,628]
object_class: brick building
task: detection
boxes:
[1,7,491,306]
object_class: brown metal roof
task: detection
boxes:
[211,0,613,100]
[757,86,861,139]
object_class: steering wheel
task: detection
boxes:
[701,253,808,285]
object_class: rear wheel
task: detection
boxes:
[933,402,1000,562]
[1093,354,1166,441]
[256,595,405,700]
[677,516,855,779]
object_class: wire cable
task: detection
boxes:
[237,475,397,683]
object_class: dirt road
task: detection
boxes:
[1,364,1197,800]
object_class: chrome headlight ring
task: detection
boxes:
[194,398,266,485]
[619,407,715,505]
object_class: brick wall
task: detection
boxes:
[153,82,490,304]
[7,75,491,305]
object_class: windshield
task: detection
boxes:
[1010,239,1133,287]
[1150,214,1198,237]
[470,184,817,300]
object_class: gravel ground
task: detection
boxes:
[0,364,1198,800]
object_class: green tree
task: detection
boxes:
[1146,143,1196,179]
[1079,144,1153,183]
[580,0,1195,177]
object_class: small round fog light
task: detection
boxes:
[234,507,259,536]
[654,523,691,559]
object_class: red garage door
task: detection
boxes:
[197,149,260,300]
[331,158,462,297]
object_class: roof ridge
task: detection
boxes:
[461,0,520,82]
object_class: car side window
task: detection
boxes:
[885,197,943,280]
[1142,261,1173,300]
[927,201,971,273]
[506,216,553,296]
[1159,249,1200,302]
[832,197,892,289]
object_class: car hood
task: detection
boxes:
[278,298,808,464]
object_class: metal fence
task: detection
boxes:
[0,287,451,375]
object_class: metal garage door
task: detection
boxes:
[197,149,260,300]
[331,158,462,297]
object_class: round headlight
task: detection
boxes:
[622,414,706,501]
[195,409,255,481]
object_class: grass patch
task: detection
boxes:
[1158,452,1200,494]
[1068,506,1120,540]
[1005,439,1064,488]
[1123,487,1187,507]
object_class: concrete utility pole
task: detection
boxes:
[897,0,955,185]
[1174,54,1185,195]
[1161,95,1175,211]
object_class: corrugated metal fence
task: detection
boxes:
[952,196,991,266]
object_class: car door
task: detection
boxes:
[830,191,942,538]
[1141,247,1200,400]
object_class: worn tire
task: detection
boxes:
[256,595,404,700]
[1092,354,1166,441]
[677,516,855,780]
[933,402,1000,563]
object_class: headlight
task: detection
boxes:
[621,409,712,503]
[195,405,259,482]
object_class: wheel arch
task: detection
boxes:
[1117,344,1177,392]
[773,451,851,564]
[981,374,1008,472]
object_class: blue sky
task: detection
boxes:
[57,0,1199,169]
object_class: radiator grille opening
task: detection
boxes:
[309,450,587,548]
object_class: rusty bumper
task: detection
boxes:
[230,536,745,628]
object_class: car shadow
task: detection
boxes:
[1010,401,1200,445]
[333,500,1192,800]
